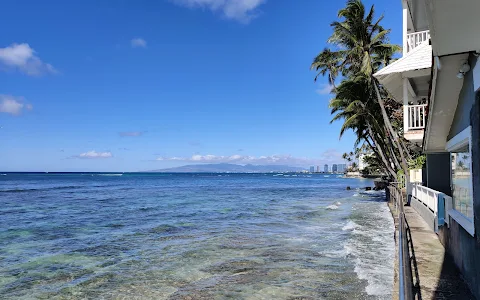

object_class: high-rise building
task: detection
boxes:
[332,164,338,173]
[337,164,346,173]
[324,164,328,172]
[309,166,315,173]
[316,166,320,173]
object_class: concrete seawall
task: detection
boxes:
[386,200,474,299]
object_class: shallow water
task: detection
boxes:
[0,173,394,299]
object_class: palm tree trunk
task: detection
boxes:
[399,137,413,161]
[364,136,395,178]
[366,124,396,177]
[372,79,410,185]
[383,127,402,171]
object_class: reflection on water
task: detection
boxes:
[0,173,394,299]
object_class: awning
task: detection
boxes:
[374,43,432,103]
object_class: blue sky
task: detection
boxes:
[0,0,402,172]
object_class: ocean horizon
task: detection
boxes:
[0,173,394,299]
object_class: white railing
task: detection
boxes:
[407,30,430,53]
[412,184,440,214]
[407,104,427,130]
[411,184,452,231]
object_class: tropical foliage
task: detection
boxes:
[311,0,420,180]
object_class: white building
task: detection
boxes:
[358,153,373,171]
[374,1,480,297]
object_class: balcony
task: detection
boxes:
[404,104,427,142]
[406,30,430,54]
[406,104,426,130]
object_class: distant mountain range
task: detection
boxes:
[147,163,306,173]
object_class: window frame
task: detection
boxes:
[446,126,475,236]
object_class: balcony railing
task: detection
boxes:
[411,183,452,229]
[406,30,430,53]
[412,184,440,214]
[407,104,427,130]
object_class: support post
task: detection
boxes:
[403,5,408,55]
[403,77,409,133]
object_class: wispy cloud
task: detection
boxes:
[316,84,333,95]
[319,148,343,162]
[188,141,203,147]
[156,150,343,166]
[0,43,56,76]
[119,131,143,137]
[72,150,113,159]
[0,95,33,116]
[171,0,266,23]
[131,38,147,48]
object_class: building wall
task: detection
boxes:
[412,0,429,31]
[436,78,480,299]
[425,153,452,196]
[448,55,477,141]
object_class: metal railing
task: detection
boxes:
[407,104,427,130]
[389,184,413,300]
[406,30,430,53]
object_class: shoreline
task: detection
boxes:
[386,197,400,300]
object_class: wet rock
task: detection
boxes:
[346,186,351,190]
[202,259,262,275]
[365,187,372,191]
[373,179,388,190]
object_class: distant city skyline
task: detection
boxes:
[309,163,347,172]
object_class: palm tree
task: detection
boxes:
[342,152,349,166]
[328,77,397,177]
[311,48,342,88]
[311,0,411,181]
[351,162,358,171]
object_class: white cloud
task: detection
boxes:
[319,148,343,162]
[156,150,343,166]
[74,151,113,159]
[0,95,33,116]
[316,84,333,95]
[131,38,147,48]
[171,0,266,23]
[119,131,143,137]
[0,43,56,76]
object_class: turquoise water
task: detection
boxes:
[0,173,394,299]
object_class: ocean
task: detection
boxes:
[0,173,394,299]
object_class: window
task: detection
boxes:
[446,126,474,236]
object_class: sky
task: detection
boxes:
[0,0,402,172]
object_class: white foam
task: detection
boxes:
[335,201,342,205]
[321,244,351,258]
[353,193,360,197]
[342,220,360,231]
[96,174,123,176]
[346,203,395,297]
[326,205,339,210]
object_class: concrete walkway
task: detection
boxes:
[389,203,474,299]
